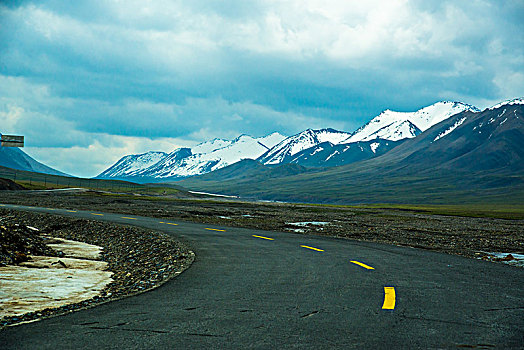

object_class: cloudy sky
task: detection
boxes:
[1,0,523,177]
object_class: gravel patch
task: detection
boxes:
[0,209,194,329]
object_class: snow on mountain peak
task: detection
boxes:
[488,97,524,110]
[98,151,168,178]
[343,101,479,143]
[258,128,352,165]
[192,137,232,154]
[98,132,288,180]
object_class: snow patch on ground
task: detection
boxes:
[479,252,524,267]
[0,238,112,318]
[188,191,238,198]
[287,222,330,226]
[286,221,330,232]
[46,238,103,260]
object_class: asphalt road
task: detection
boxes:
[1,204,523,349]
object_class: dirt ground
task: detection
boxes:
[0,190,522,264]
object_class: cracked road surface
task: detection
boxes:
[1,204,523,349]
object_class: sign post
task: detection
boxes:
[1,134,24,147]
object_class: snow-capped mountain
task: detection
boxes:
[389,98,524,172]
[139,134,285,179]
[257,102,478,167]
[343,101,480,143]
[258,128,352,165]
[98,133,286,181]
[97,151,168,179]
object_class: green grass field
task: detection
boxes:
[3,165,524,220]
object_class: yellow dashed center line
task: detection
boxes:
[66,210,77,213]
[205,228,226,232]
[350,261,375,270]
[252,235,274,240]
[166,223,178,226]
[382,287,396,310]
[121,217,137,220]
[300,245,324,252]
[91,213,104,216]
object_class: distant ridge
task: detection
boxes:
[0,145,69,177]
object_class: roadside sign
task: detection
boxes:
[1,135,24,147]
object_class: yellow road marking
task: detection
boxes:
[159,221,178,226]
[252,235,274,240]
[91,213,104,216]
[66,210,77,213]
[300,245,324,252]
[205,228,226,232]
[0,204,5,206]
[121,217,137,220]
[46,208,55,211]
[382,287,396,310]
[350,261,375,270]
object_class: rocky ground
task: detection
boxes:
[0,222,62,266]
[0,190,522,264]
[0,209,194,329]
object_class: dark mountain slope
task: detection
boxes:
[0,147,69,176]
[393,105,524,173]
[176,159,313,184]
[287,139,403,167]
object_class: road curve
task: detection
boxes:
[0,204,523,349]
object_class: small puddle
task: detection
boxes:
[286,222,330,232]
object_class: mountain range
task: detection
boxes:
[97,133,286,181]
[178,98,524,204]
[98,101,478,182]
